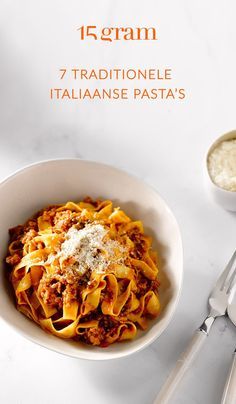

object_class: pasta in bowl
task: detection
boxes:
[6,198,160,347]
[0,159,182,360]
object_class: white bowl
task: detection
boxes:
[0,159,183,360]
[206,130,236,212]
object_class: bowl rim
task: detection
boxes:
[0,158,183,360]
[206,129,236,194]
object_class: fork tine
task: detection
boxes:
[215,250,236,291]
[227,265,236,294]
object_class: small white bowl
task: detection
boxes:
[206,130,236,212]
[0,159,183,360]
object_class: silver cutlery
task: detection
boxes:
[221,287,236,404]
[153,250,236,404]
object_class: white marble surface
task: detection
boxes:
[0,1,236,403]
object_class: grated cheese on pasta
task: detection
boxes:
[59,223,126,275]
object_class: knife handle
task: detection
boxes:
[221,350,236,404]
[153,330,207,404]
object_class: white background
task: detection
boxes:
[0,1,236,403]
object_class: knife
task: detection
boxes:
[221,288,236,404]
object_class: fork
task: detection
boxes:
[153,250,236,404]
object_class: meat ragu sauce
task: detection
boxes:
[6,197,161,346]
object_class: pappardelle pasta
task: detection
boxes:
[6,198,161,347]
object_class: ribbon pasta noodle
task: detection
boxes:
[6,197,161,347]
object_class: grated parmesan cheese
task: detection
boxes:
[208,139,236,192]
[59,223,127,276]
